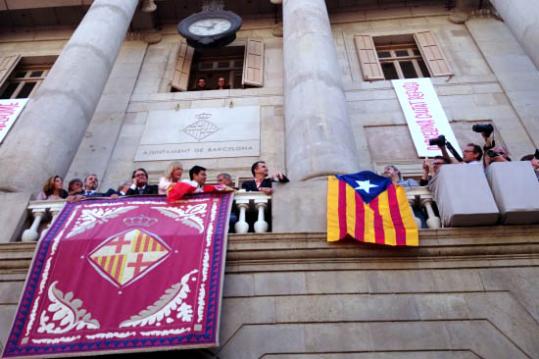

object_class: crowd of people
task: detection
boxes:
[35,161,289,203]
[382,124,539,187]
[35,125,537,215]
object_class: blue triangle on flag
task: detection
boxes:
[336,171,391,203]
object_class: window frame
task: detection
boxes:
[376,43,430,80]
[170,38,265,92]
[0,55,56,100]
[354,31,453,81]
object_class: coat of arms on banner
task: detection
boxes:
[2,194,233,358]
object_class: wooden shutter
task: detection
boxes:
[242,38,264,87]
[0,55,20,89]
[354,35,384,81]
[171,41,194,91]
[414,31,452,77]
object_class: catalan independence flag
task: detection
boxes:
[327,171,418,246]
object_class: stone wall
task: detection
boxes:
[1,5,537,192]
[1,227,539,357]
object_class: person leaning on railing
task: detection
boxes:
[382,165,418,188]
[167,165,234,202]
[241,160,289,195]
[159,161,184,195]
[36,175,68,201]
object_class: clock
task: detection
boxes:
[178,10,242,48]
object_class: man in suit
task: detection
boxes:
[126,168,158,195]
[241,161,289,195]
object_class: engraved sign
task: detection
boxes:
[135,106,260,161]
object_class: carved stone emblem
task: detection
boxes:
[182,113,220,141]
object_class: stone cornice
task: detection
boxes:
[1,226,539,278]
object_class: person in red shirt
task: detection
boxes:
[167,165,232,202]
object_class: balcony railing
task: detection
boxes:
[21,192,276,242]
[20,189,443,242]
[405,187,442,229]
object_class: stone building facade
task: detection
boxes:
[0,0,538,357]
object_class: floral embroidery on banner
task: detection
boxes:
[67,206,138,238]
[197,199,217,325]
[32,336,81,344]
[38,281,100,334]
[152,204,207,233]
[119,269,198,328]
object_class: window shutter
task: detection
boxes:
[354,35,384,81]
[0,55,20,89]
[414,31,452,77]
[171,41,194,91]
[242,38,264,87]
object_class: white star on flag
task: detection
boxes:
[354,180,378,193]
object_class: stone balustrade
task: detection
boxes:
[19,192,274,242]
[19,189,441,241]
[406,187,442,229]
[21,200,65,242]
[233,191,272,234]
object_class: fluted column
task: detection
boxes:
[282,0,359,181]
[0,0,139,193]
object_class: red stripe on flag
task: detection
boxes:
[387,185,406,246]
[337,180,347,239]
[354,192,365,241]
[370,197,386,245]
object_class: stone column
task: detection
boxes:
[489,0,539,69]
[282,0,359,181]
[0,0,139,193]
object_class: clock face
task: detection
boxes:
[188,18,233,36]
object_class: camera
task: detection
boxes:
[472,124,494,136]
[487,149,500,158]
[428,135,446,147]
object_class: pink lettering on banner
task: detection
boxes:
[0,104,19,130]
[403,83,439,145]
[0,100,25,140]
[394,78,460,157]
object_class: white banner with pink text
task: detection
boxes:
[0,99,28,144]
[392,78,461,158]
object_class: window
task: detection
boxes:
[170,38,264,92]
[355,31,452,81]
[376,41,430,80]
[187,46,244,90]
[0,55,55,99]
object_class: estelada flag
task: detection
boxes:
[327,171,418,246]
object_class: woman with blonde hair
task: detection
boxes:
[36,175,68,200]
[158,161,184,195]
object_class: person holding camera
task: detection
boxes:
[420,156,450,186]
[429,135,482,165]
[470,123,512,167]
[483,146,511,167]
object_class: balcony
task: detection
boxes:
[18,188,450,243]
